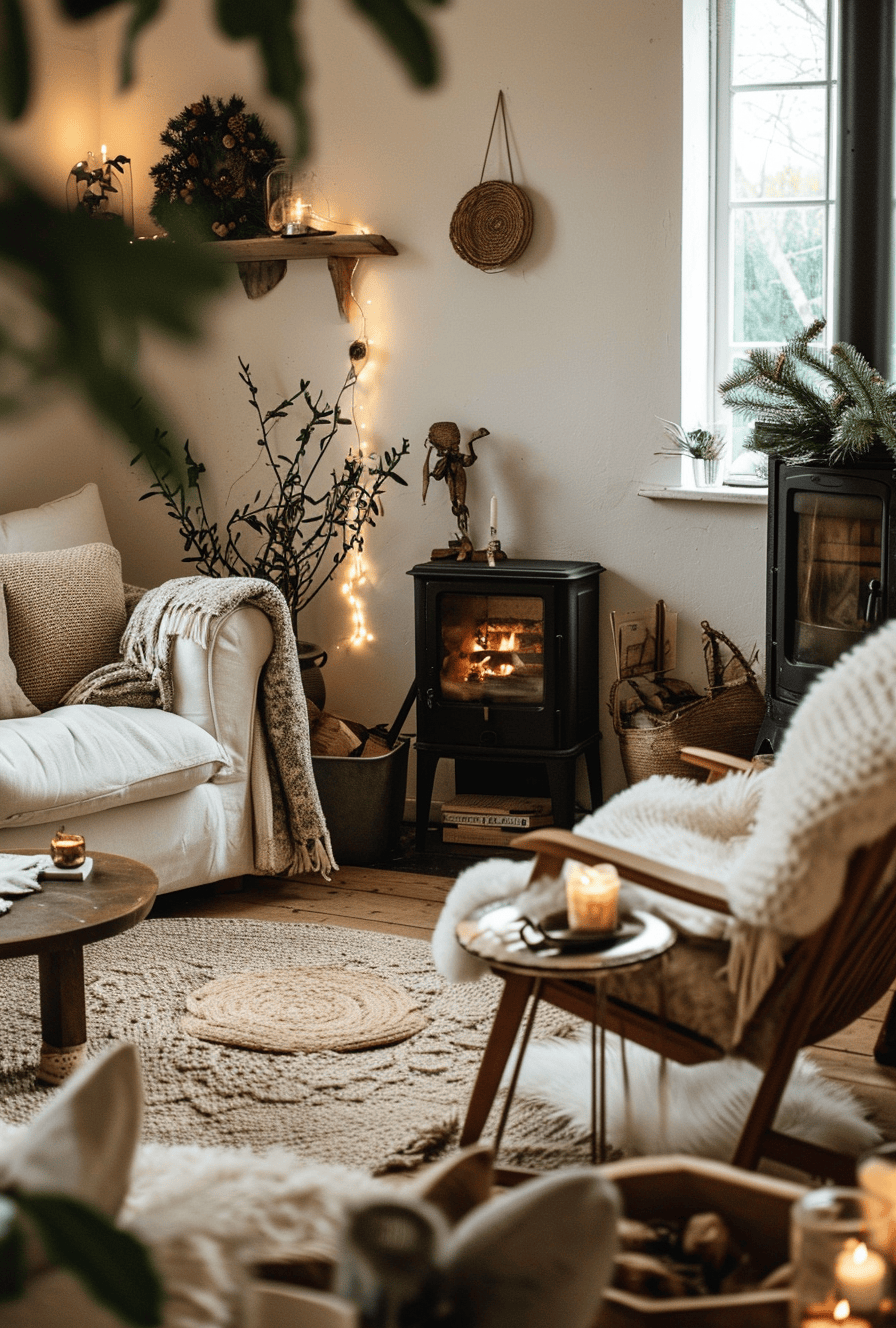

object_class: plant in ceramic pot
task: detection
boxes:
[134,357,410,700]
[718,316,896,464]
[656,419,725,486]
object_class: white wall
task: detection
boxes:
[1,0,768,802]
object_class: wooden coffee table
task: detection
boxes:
[0,850,158,1084]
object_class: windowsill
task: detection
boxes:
[638,484,768,505]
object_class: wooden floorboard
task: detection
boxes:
[158,864,896,1142]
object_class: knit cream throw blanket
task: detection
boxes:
[62,577,334,877]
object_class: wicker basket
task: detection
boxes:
[610,622,765,785]
[449,179,534,271]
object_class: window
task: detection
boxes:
[681,0,837,481]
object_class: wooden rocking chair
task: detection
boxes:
[457,788,896,1184]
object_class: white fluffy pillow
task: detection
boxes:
[0,483,113,555]
[0,584,38,720]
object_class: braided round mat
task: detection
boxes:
[181,965,426,1053]
[449,179,534,270]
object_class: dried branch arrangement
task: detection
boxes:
[134,360,410,631]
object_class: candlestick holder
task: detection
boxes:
[791,1188,892,1327]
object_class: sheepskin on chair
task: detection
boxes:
[432,618,896,1160]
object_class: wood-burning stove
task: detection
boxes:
[760,456,895,750]
[409,559,605,847]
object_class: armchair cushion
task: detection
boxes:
[0,543,126,710]
[0,705,227,826]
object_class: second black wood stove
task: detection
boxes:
[409,558,605,848]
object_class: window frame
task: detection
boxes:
[681,0,837,487]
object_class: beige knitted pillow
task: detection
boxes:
[0,543,126,711]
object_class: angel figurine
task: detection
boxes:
[422,421,490,559]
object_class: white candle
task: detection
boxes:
[834,1242,888,1314]
[566,863,620,932]
[802,1307,871,1328]
[101,143,107,163]
[490,494,498,532]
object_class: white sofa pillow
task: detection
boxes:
[0,705,228,826]
[0,585,38,720]
[0,483,113,554]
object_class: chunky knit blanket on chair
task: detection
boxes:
[62,577,334,878]
[434,618,896,1039]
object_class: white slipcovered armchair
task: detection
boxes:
[0,484,273,894]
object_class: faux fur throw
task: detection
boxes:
[434,618,896,1037]
[62,576,334,878]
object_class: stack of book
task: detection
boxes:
[441,794,553,847]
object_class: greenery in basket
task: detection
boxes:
[718,317,896,464]
[655,419,725,462]
[149,95,281,243]
[133,359,410,630]
[0,1190,162,1325]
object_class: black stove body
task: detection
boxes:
[409,558,605,848]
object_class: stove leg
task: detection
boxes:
[415,750,441,850]
[545,756,577,828]
[875,990,896,1065]
[584,739,603,809]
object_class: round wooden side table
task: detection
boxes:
[456,896,676,1163]
[0,850,158,1084]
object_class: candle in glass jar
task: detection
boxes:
[566,863,620,932]
[802,1302,871,1327]
[50,827,86,868]
[834,1242,888,1313]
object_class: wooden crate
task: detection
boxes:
[596,1155,805,1328]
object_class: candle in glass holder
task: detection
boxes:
[566,863,620,932]
[834,1242,888,1314]
[50,827,86,868]
[801,1301,871,1327]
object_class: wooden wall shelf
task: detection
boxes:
[205,233,398,317]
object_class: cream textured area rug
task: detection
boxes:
[0,917,881,1172]
[0,918,581,1172]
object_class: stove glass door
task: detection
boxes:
[438,593,545,704]
[791,492,883,667]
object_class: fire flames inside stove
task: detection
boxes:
[439,593,545,703]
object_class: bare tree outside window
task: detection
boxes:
[717,0,835,469]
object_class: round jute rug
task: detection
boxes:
[182,966,426,1052]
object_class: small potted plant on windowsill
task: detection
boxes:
[656,419,725,487]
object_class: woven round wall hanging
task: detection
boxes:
[450,92,534,272]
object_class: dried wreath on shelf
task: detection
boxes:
[149,94,281,241]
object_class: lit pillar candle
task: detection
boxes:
[802,1302,871,1327]
[490,494,498,532]
[834,1242,889,1313]
[566,863,620,932]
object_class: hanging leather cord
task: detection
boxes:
[479,90,515,185]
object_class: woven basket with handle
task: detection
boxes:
[609,622,765,785]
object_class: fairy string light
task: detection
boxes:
[339,269,380,646]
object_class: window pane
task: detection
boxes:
[732,206,825,343]
[731,89,826,200]
[732,0,827,86]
